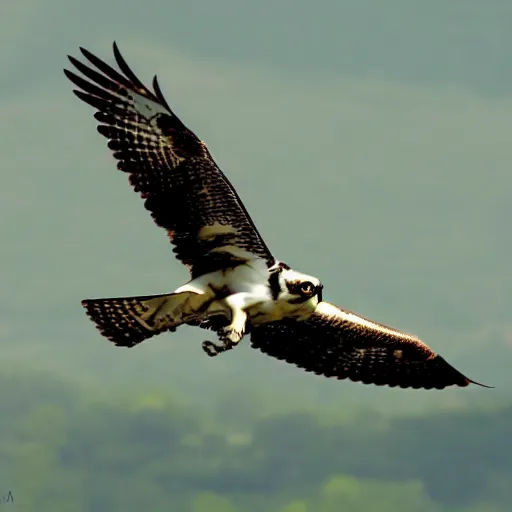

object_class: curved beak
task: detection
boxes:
[316,285,323,303]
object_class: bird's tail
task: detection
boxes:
[82,291,200,348]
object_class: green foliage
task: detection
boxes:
[279,500,309,512]
[191,492,241,512]
[1,369,510,511]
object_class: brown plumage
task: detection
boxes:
[64,42,275,278]
[250,302,491,390]
[81,294,178,347]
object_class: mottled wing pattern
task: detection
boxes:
[250,302,490,390]
[64,43,275,277]
[82,294,178,347]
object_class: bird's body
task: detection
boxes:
[64,43,490,390]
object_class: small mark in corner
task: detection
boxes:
[0,491,13,505]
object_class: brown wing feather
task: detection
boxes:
[81,293,177,348]
[250,301,491,390]
[64,42,275,277]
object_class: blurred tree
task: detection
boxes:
[191,492,241,512]
[1,369,511,512]
[279,500,309,512]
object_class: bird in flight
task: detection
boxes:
[64,43,490,390]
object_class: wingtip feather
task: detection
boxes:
[112,41,122,62]
[466,377,494,389]
[152,74,172,112]
[67,54,82,68]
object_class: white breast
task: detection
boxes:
[222,259,272,295]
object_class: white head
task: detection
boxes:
[268,261,323,305]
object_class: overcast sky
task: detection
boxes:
[2,0,511,407]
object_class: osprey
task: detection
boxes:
[64,43,489,390]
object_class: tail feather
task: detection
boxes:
[82,293,185,348]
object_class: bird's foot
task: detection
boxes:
[219,324,245,344]
[202,323,245,357]
[202,339,236,357]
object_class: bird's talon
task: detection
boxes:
[202,340,221,357]
[220,326,244,344]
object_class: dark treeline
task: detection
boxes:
[2,369,509,511]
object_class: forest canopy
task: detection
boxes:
[2,369,509,512]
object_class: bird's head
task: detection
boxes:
[268,261,323,305]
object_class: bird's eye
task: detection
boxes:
[300,282,314,295]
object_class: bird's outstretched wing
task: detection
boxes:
[64,42,275,277]
[250,301,491,390]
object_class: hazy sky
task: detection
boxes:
[2,0,511,407]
